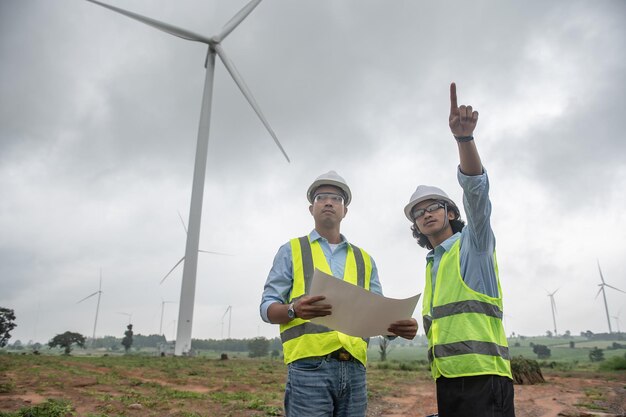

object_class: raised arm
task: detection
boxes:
[449,82,483,176]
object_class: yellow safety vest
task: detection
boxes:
[280,235,372,365]
[422,239,512,380]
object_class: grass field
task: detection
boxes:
[0,353,424,417]
[1,336,624,416]
[366,337,626,369]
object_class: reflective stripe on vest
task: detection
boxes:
[279,235,372,365]
[422,239,512,380]
[423,300,502,336]
[281,322,333,342]
[427,340,511,363]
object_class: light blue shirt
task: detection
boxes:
[260,229,383,323]
[427,167,499,298]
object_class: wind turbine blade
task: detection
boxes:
[214,44,290,162]
[77,291,99,304]
[594,287,604,299]
[214,0,262,42]
[604,283,626,294]
[160,257,185,284]
[597,260,606,283]
[177,211,188,234]
[198,250,233,256]
[85,0,212,44]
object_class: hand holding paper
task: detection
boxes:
[293,295,331,320]
[308,269,420,338]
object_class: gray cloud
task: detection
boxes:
[1,0,625,343]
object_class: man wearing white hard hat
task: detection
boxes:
[405,83,514,417]
[261,170,417,416]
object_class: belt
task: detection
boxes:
[327,348,355,362]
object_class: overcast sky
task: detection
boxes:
[1,0,625,345]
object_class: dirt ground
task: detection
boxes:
[1,356,625,417]
[4,375,625,416]
[370,373,626,417]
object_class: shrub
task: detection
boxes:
[532,344,551,359]
[511,356,544,385]
[589,347,604,362]
[598,354,626,371]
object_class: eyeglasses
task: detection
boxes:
[314,193,345,205]
[412,202,445,220]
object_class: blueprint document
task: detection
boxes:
[309,269,420,338]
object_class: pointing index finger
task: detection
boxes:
[450,82,458,112]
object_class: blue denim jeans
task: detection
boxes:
[285,356,367,417]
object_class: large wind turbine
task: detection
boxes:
[86,0,290,356]
[596,260,626,334]
[546,289,559,336]
[77,270,103,345]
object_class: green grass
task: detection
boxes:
[0,399,74,417]
[367,343,429,362]
[366,336,626,371]
[598,354,626,371]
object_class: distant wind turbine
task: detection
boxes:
[160,212,232,285]
[221,305,232,339]
[159,251,231,284]
[546,289,559,336]
[33,301,41,343]
[169,319,177,341]
[77,269,103,345]
[85,0,290,356]
[596,260,626,333]
[160,299,176,335]
[117,312,133,325]
[612,309,622,333]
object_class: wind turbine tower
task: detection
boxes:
[546,289,559,336]
[596,260,626,334]
[85,0,290,355]
[77,270,103,345]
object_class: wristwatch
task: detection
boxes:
[287,302,297,319]
[454,135,474,142]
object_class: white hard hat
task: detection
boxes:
[307,170,352,206]
[404,185,458,222]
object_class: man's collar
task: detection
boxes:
[439,232,461,252]
[310,229,347,245]
[426,232,461,260]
